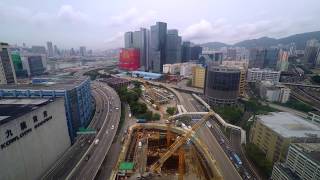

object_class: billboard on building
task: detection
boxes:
[119,48,140,71]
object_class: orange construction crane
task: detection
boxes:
[149,111,214,173]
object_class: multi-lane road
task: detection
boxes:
[42,81,121,180]
[178,92,242,180]
[67,82,121,179]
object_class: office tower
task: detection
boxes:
[79,46,86,57]
[166,29,182,64]
[119,48,140,71]
[31,46,46,54]
[150,22,167,73]
[47,41,54,57]
[10,52,28,77]
[277,50,289,71]
[124,32,134,48]
[304,39,320,67]
[70,48,76,56]
[124,29,150,70]
[204,65,240,106]
[21,54,47,77]
[226,48,237,60]
[190,45,202,60]
[250,112,320,163]
[181,41,191,62]
[264,48,279,69]
[54,45,60,56]
[249,48,267,68]
[272,143,320,180]
[0,42,17,84]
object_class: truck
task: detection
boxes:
[138,141,142,148]
[136,119,147,123]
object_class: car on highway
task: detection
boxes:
[111,125,115,130]
[94,139,99,145]
[84,154,90,161]
[115,107,119,110]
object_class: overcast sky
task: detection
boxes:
[1,0,319,50]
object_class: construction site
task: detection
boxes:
[114,112,223,180]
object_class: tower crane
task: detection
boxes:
[149,111,215,173]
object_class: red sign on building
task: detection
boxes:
[119,48,140,71]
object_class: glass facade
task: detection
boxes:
[204,66,240,106]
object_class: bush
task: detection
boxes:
[166,107,176,115]
[214,106,243,125]
[311,75,320,84]
[284,98,313,112]
[153,113,161,120]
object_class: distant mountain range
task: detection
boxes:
[200,31,320,50]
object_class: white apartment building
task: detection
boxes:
[247,68,281,83]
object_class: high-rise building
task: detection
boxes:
[21,54,47,77]
[0,42,17,84]
[277,50,289,71]
[264,48,279,69]
[304,39,320,67]
[10,52,28,77]
[192,66,206,88]
[119,48,140,71]
[79,46,86,57]
[150,22,167,73]
[250,112,320,163]
[54,45,60,57]
[249,48,267,68]
[247,68,280,83]
[47,41,54,57]
[181,41,191,62]
[204,66,240,106]
[124,32,134,48]
[226,48,237,60]
[125,28,150,71]
[166,29,182,64]
[190,45,202,60]
[272,143,320,180]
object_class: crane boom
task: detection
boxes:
[149,111,214,173]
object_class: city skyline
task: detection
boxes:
[0,0,320,49]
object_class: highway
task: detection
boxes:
[41,83,111,179]
[67,82,121,179]
[178,92,242,180]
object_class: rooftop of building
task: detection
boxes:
[208,65,241,72]
[292,143,320,164]
[0,98,60,126]
[248,68,280,73]
[258,112,320,138]
[0,76,89,91]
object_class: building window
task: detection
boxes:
[33,116,38,122]
[20,121,27,130]
[43,111,48,117]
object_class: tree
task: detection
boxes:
[166,107,176,115]
[153,113,161,120]
[312,75,320,84]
